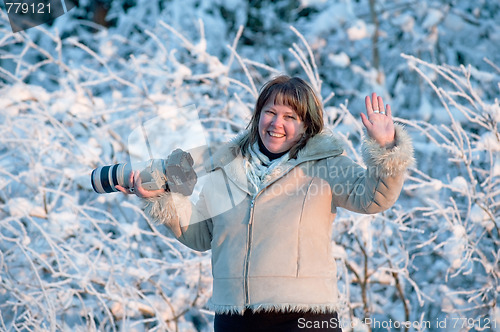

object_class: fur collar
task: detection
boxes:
[296,129,344,161]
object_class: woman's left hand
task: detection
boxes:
[360,92,396,148]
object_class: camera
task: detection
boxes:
[91,149,197,196]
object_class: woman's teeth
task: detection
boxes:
[269,132,285,138]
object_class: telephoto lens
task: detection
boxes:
[91,149,197,196]
[91,162,129,194]
[91,160,168,194]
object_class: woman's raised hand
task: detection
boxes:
[116,171,166,199]
[360,92,396,148]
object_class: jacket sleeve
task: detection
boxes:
[143,191,213,252]
[328,124,415,214]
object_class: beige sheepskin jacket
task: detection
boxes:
[144,124,415,314]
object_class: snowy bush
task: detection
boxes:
[1,1,499,331]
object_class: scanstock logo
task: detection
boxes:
[3,0,77,32]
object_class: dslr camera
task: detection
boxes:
[91,148,197,196]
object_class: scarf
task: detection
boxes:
[245,141,290,194]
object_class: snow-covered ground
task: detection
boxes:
[0,1,499,331]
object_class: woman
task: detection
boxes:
[117,76,415,331]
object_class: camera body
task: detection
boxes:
[91,149,197,196]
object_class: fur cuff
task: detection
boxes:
[143,192,192,237]
[143,193,176,225]
[362,124,415,178]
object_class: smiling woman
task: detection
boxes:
[119,75,415,332]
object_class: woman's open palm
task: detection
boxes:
[360,92,395,147]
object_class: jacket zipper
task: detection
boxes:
[244,195,256,306]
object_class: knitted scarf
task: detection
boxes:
[245,141,290,194]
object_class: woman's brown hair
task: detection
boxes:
[239,75,324,159]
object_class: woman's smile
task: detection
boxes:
[268,131,285,138]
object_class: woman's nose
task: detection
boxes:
[271,115,284,127]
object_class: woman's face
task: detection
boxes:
[258,101,306,154]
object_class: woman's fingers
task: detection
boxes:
[365,93,391,116]
[115,171,136,195]
[366,93,384,114]
[372,93,379,112]
[115,185,129,194]
[377,95,385,114]
[127,171,135,192]
[133,171,144,196]
[360,112,372,129]
[133,171,165,198]
[134,170,141,187]
[365,96,374,115]
[116,170,166,198]
[386,104,392,117]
